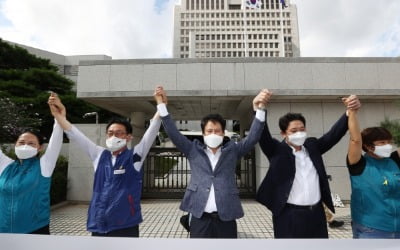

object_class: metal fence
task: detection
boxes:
[142,147,256,199]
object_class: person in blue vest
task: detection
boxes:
[154,85,270,238]
[0,92,64,234]
[50,94,161,237]
[346,97,400,238]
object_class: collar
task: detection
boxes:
[287,142,306,154]
[205,146,222,155]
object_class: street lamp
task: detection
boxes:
[83,112,98,124]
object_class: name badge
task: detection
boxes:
[114,169,126,175]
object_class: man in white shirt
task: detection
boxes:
[256,95,360,238]
[49,95,161,237]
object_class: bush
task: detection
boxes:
[50,155,68,205]
[380,117,400,146]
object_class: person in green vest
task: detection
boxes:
[346,96,400,238]
[0,92,64,234]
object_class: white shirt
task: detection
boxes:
[157,103,265,213]
[203,147,222,213]
[64,117,161,171]
[287,145,321,206]
[0,120,64,177]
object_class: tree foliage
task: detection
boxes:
[380,117,400,146]
[0,38,119,142]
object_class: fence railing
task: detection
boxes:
[142,147,256,199]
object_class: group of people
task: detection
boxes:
[1,86,399,239]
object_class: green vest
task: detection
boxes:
[0,158,51,233]
[350,155,400,232]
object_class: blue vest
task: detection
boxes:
[0,157,51,233]
[350,155,400,232]
[87,149,143,233]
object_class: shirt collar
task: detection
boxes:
[205,146,222,155]
[287,142,306,154]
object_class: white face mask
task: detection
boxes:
[106,136,127,152]
[203,134,224,148]
[373,144,393,158]
[287,131,307,146]
[15,145,38,159]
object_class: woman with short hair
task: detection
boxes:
[346,97,400,239]
[0,93,64,234]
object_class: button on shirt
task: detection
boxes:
[287,145,321,206]
[203,147,222,213]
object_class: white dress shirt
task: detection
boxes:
[287,145,321,206]
[203,147,222,213]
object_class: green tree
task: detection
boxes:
[0,38,119,142]
[0,97,42,142]
[380,117,400,146]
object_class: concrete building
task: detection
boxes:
[5,41,400,202]
[173,0,300,58]
[71,57,400,202]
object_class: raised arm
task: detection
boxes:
[48,93,103,167]
[344,96,362,165]
[133,111,162,171]
[39,92,64,177]
[0,147,14,176]
[236,89,271,157]
[154,86,193,155]
[316,95,361,154]
[259,113,281,160]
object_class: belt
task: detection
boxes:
[286,202,320,211]
[202,212,219,219]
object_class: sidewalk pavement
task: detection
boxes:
[50,199,352,238]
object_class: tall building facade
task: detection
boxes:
[173,0,300,58]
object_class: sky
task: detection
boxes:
[0,0,399,59]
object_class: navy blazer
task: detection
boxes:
[256,112,349,216]
[161,114,264,221]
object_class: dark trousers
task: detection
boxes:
[30,224,50,235]
[190,212,237,238]
[273,202,328,238]
[92,225,139,237]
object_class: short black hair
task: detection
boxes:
[200,114,226,133]
[361,127,393,152]
[278,112,306,132]
[106,118,132,134]
[17,130,45,145]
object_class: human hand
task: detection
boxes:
[342,95,361,111]
[253,89,272,111]
[48,92,66,117]
[154,85,168,105]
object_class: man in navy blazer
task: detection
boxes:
[256,93,360,238]
[154,86,270,238]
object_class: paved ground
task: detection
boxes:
[50,199,352,238]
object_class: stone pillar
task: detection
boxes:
[239,113,252,186]
[240,111,269,190]
[67,123,104,201]
[130,112,146,147]
[130,112,154,189]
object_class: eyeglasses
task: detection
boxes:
[106,131,127,137]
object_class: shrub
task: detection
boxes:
[50,155,68,205]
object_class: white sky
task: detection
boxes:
[0,0,399,58]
